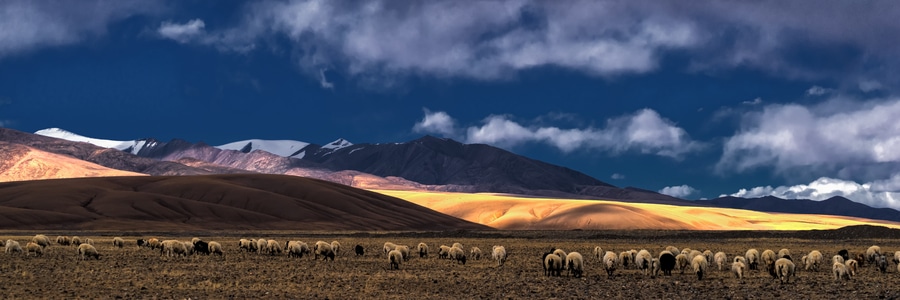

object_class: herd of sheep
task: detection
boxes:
[4,234,900,284]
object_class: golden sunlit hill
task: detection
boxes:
[376,190,900,230]
[0,141,145,182]
[0,174,489,231]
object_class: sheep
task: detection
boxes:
[635,249,653,276]
[775,258,795,284]
[449,246,467,265]
[680,248,692,256]
[266,240,283,255]
[658,251,676,276]
[136,239,145,248]
[56,236,70,246]
[383,242,398,254]
[746,249,760,270]
[452,243,464,251]
[286,241,308,258]
[112,237,125,248]
[833,262,851,281]
[182,241,195,256]
[778,248,791,260]
[703,250,714,264]
[651,258,661,278]
[161,240,189,257]
[492,245,507,267]
[593,246,604,261]
[692,254,709,280]
[417,243,428,258]
[239,239,254,252]
[894,251,900,265]
[666,246,680,256]
[553,249,568,263]
[191,237,202,245]
[688,250,702,260]
[867,245,881,264]
[395,245,411,260]
[470,247,482,260]
[566,252,584,278]
[256,239,268,254]
[355,244,365,256]
[5,240,22,254]
[314,241,335,261]
[208,241,224,256]
[804,250,823,271]
[676,253,690,274]
[439,245,451,259]
[838,249,850,261]
[191,240,209,255]
[389,249,403,270]
[32,235,51,249]
[25,242,43,257]
[71,236,82,246]
[84,238,93,245]
[544,253,563,276]
[77,243,100,260]
[619,251,633,269]
[846,259,859,276]
[603,251,618,278]
[732,261,746,280]
[734,256,747,267]
[714,252,728,271]
[876,254,888,273]
[331,241,341,257]
[147,238,161,250]
[832,255,845,265]
[761,249,778,278]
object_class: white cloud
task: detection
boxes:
[806,86,832,96]
[719,97,900,175]
[158,19,205,44]
[726,176,900,210]
[0,0,161,58]
[659,185,698,198]
[318,69,334,89]
[413,109,458,138]
[415,109,701,158]
[742,97,763,105]
[611,173,625,180]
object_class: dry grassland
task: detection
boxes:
[1,231,899,299]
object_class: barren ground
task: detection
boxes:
[2,230,899,299]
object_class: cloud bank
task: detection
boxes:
[727,176,900,210]
[414,109,701,158]
[659,185,698,198]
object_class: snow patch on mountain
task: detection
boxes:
[35,128,146,153]
[216,139,311,158]
[323,138,353,150]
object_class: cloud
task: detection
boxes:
[742,97,763,105]
[659,185,698,198]
[859,79,883,92]
[414,109,702,158]
[157,19,205,44]
[806,86,833,96]
[413,109,458,137]
[611,173,625,180]
[726,176,900,210]
[0,0,161,58]
[718,97,900,176]
[318,69,334,89]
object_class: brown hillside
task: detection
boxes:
[0,174,489,231]
[0,142,145,182]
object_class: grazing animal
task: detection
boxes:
[77,244,100,260]
[314,241,335,261]
[25,242,43,257]
[805,250,823,271]
[876,254,888,273]
[593,246,604,262]
[266,240,283,256]
[620,251,633,269]
[603,251,618,278]
[208,242,224,256]
[566,252,584,278]
[692,254,709,280]
[832,255,845,265]
[867,245,882,264]
[746,249,760,270]
[389,249,403,270]
[492,245,507,267]
[838,249,849,261]
[658,251,676,276]
[544,254,563,276]
[239,239,253,252]
[256,239,268,254]
[71,236,82,246]
[846,259,859,276]
[635,249,653,276]
[355,244,365,256]
[383,242,397,254]
[439,245,451,259]
[761,250,778,278]
[395,245,411,260]
[449,247,467,265]
[775,258,796,284]
[417,243,428,258]
[286,241,309,258]
[732,261,746,280]
[112,237,125,248]
[57,236,71,246]
[714,252,728,271]
[833,262,851,281]
[194,240,211,255]
[32,235,51,249]
[470,247,482,260]
[676,254,690,274]
[331,241,341,257]
[5,240,22,254]
[778,249,791,260]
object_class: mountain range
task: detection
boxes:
[2,127,899,227]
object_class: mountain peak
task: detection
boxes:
[322,138,353,150]
[34,127,141,152]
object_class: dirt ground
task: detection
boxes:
[2,230,900,299]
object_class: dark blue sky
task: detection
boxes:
[3,0,900,209]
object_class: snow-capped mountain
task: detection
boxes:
[217,139,312,159]
[34,128,154,155]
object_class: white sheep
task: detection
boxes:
[161,240,188,257]
[680,248,692,256]
[775,258,795,284]
[417,243,429,258]
[553,249,567,264]
[734,255,746,267]
[449,246,466,264]
[182,241,195,256]
[77,243,100,260]
[147,238,161,250]
[113,237,125,248]
[492,245,507,267]
[314,241,335,261]
[439,245,451,259]
[286,241,307,258]
[732,261,746,280]
[894,251,900,265]
[692,254,709,280]
[805,250,823,271]
[745,249,760,270]
[867,245,881,264]
[602,251,618,278]
[666,246,680,256]
[239,239,254,252]
[703,250,714,264]
[452,243,464,251]
[651,258,660,278]
[832,255,844,265]
[383,242,398,254]
[470,247,482,260]
[689,250,702,260]
[32,235,51,249]
[777,248,791,260]
[676,253,690,274]
[84,238,94,245]
[761,249,778,276]
[846,259,859,276]
[25,242,43,257]
[833,262,850,281]
[331,241,341,257]
[389,249,403,270]
[208,241,224,256]
[256,239,268,254]
[714,252,728,271]
[619,251,632,269]
[395,245,411,260]
[544,253,563,276]
[635,249,653,276]
[56,236,70,246]
[5,240,22,254]
[566,252,584,278]
[266,240,283,255]
[593,246,604,261]
[71,236,82,246]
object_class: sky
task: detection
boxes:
[3,0,900,209]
